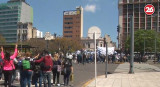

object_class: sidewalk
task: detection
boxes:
[84,63,160,87]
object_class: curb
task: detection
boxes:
[81,75,104,87]
[82,78,95,87]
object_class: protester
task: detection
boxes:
[32,53,43,87]
[62,53,73,86]
[21,52,35,87]
[11,57,18,84]
[18,52,25,87]
[34,50,53,87]
[52,53,61,86]
[1,44,18,87]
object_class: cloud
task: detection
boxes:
[84,4,96,13]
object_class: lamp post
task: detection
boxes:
[154,15,158,64]
[129,15,134,74]
[104,37,108,78]
[94,32,97,87]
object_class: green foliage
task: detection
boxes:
[125,29,160,53]
[49,38,83,54]
[26,38,83,54]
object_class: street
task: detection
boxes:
[0,63,119,87]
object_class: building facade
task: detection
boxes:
[81,26,116,50]
[0,0,33,43]
[63,6,83,39]
[17,22,43,41]
[17,22,32,41]
[118,0,160,50]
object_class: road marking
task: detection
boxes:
[82,75,104,87]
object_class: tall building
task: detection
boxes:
[0,0,33,43]
[63,6,83,39]
[118,0,160,50]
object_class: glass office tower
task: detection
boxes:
[0,0,33,43]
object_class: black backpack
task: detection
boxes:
[64,59,72,68]
[33,62,41,74]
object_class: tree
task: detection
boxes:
[49,38,83,54]
[26,38,46,54]
[26,37,83,55]
[0,34,6,45]
[125,30,160,55]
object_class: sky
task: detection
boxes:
[0,0,118,44]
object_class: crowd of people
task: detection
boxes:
[0,44,73,87]
[0,43,150,87]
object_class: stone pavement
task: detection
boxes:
[85,62,160,87]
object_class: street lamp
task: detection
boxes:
[129,15,134,74]
[104,37,108,78]
[154,15,158,64]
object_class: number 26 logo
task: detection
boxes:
[146,7,153,12]
[144,4,155,15]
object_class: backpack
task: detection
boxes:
[64,59,72,68]
[22,59,30,69]
[34,64,41,74]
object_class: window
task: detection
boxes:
[88,43,90,48]
[128,4,133,9]
[65,22,73,24]
[23,24,27,28]
[64,26,72,29]
[64,17,73,20]
[65,35,72,37]
[101,44,103,47]
[64,31,72,33]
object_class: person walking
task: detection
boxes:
[52,53,61,86]
[1,44,18,87]
[62,53,73,86]
[35,50,53,87]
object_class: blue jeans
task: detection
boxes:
[34,71,42,87]
[22,70,32,87]
[43,71,52,87]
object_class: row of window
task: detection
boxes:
[64,17,80,20]
[0,26,17,29]
[18,24,28,29]
[64,22,73,24]
[0,30,17,33]
[0,10,19,14]
[65,35,72,37]
[64,17,73,20]
[64,31,72,33]
[2,34,17,38]
[0,18,18,22]
[64,26,72,29]
[18,30,28,34]
[0,6,20,10]
[0,22,17,26]
[18,35,27,40]
[0,14,19,18]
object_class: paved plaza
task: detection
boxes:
[85,62,160,87]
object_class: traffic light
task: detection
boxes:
[117,25,120,32]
